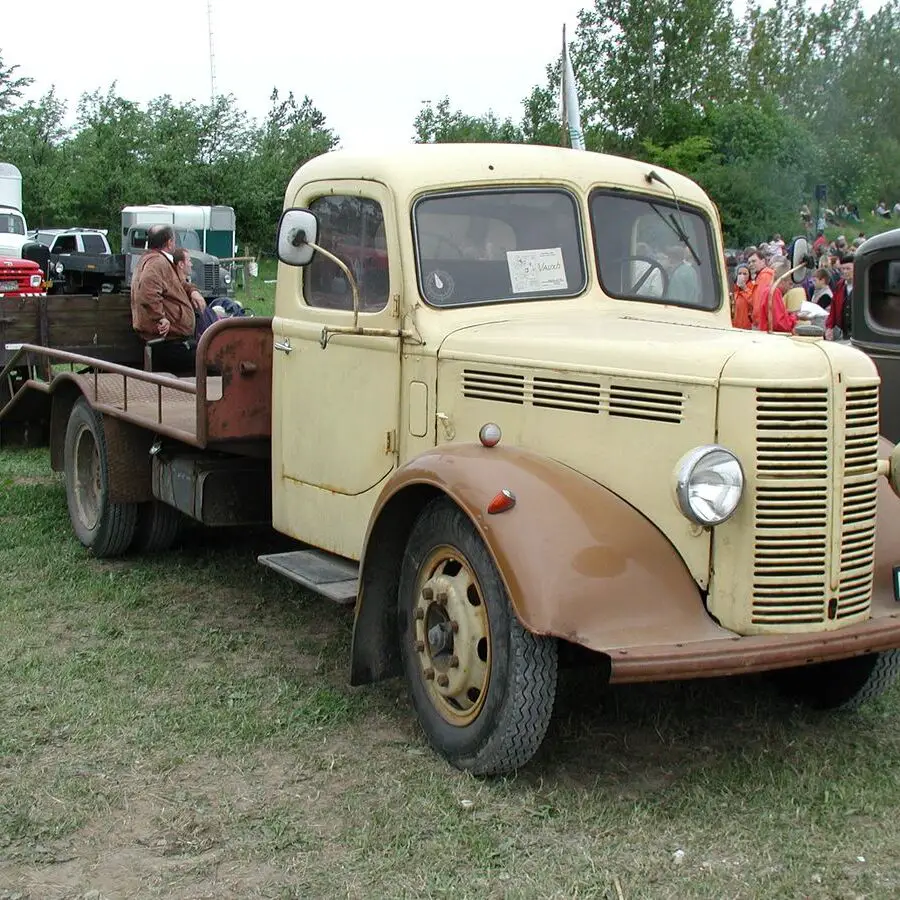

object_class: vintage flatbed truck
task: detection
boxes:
[4,144,900,776]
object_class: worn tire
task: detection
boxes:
[399,497,557,775]
[772,650,900,710]
[131,501,182,554]
[64,397,138,557]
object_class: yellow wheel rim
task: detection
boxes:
[412,545,492,726]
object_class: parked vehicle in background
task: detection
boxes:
[31,228,113,256]
[0,256,46,299]
[121,205,237,258]
[849,228,900,441]
[123,224,233,299]
[0,163,30,258]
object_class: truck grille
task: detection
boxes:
[751,385,878,626]
[202,263,217,294]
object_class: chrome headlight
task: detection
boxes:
[54,261,64,274]
[675,446,744,526]
[222,272,231,285]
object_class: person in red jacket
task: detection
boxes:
[731,263,753,329]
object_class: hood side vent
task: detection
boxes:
[462,369,525,405]
[609,384,684,424]
[462,369,683,424]
[533,376,601,413]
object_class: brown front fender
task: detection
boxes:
[350,443,717,685]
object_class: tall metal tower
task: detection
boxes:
[207,0,217,105]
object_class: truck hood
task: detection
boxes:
[437,308,770,384]
[0,233,29,258]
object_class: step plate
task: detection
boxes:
[258,549,359,605]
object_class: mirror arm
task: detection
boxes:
[305,240,360,329]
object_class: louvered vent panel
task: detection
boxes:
[461,369,683,424]
[750,384,878,628]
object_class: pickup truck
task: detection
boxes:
[21,225,233,299]
[3,144,900,775]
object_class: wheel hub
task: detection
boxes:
[412,547,491,726]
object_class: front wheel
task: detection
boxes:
[772,650,900,710]
[399,498,557,775]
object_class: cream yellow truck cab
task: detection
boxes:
[270,144,900,776]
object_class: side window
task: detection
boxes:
[304,195,389,311]
[82,234,107,254]
[54,235,78,253]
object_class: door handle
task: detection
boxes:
[274,339,293,354]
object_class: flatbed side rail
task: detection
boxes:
[0,343,200,445]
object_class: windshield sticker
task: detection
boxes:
[506,248,568,294]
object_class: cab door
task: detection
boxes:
[272,181,401,559]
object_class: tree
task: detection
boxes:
[0,51,31,112]
[413,97,523,144]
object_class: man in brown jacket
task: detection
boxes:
[130,224,197,373]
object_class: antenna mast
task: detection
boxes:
[207,0,217,105]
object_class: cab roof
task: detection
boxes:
[286,143,714,210]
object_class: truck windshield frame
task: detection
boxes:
[412,187,586,308]
[589,189,723,312]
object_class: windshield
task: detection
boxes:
[590,190,721,310]
[413,189,585,307]
[0,212,25,236]
[175,229,202,251]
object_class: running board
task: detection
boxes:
[258,549,359,605]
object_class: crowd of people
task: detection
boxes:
[726,231,862,339]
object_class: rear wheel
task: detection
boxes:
[64,398,137,557]
[772,651,900,710]
[131,501,182,554]
[399,498,557,775]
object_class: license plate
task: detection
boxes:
[0,280,17,292]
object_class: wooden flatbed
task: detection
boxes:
[0,317,273,452]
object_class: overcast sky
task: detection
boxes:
[2,0,586,150]
[1,0,886,151]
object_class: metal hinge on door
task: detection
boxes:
[385,429,398,457]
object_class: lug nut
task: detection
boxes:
[422,587,434,600]
[450,621,459,633]
[449,655,459,668]
[415,641,425,653]
[436,591,448,604]
[437,674,449,688]
[415,608,425,620]
[424,668,435,680]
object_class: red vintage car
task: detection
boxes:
[0,256,46,298]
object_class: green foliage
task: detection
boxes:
[413,97,523,144]
[0,65,337,253]
[413,0,900,245]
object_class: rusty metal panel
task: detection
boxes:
[196,318,273,444]
[102,416,154,503]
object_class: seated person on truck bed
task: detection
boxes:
[130,224,199,375]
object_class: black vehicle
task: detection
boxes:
[849,228,900,441]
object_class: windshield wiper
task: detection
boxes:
[645,171,702,267]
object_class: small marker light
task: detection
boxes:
[487,489,516,515]
[479,423,502,447]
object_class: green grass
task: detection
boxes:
[237,257,277,317]
[2,448,900,898]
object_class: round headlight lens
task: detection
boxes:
[54,261,64,274]
[675,446,744,526]
[223,273,231,285]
